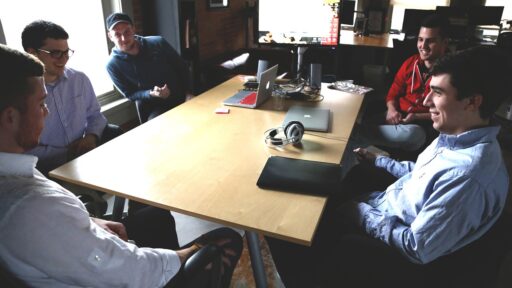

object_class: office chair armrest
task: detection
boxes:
[77,194,107,217]
[183,244,222,277]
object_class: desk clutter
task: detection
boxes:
[243,76,324,102]
[328,80,373,95]
[243,77,372,103]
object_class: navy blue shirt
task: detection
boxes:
[106,35,189,103]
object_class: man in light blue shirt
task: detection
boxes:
[267,46,510,287]
[21,20,122,175]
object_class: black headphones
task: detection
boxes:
[265,121,305,147]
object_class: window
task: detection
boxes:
[0,0,126,105]
[390,0,449,32]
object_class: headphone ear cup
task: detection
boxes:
[267,128,285,146]
[284,121,304,144]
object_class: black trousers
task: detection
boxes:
[121,205,180,250]
[122,207,243,288]
[266,164,507,288]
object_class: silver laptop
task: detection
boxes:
[283,106,330,132]
[223,65,278,108]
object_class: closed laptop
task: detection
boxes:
[282,106,330,132]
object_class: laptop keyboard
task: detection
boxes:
[239,92,257,105]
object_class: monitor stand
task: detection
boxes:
[287,46,313,100]
[295,46,308,80]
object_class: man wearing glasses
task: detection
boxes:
[20,19,180,250]
[21,20,122,176]
[105,13,191,123]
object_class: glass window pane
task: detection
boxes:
[391,7,405,31]
[0,0,113,96]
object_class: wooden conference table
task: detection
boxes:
[50,76,365,287]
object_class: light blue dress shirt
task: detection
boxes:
[355,126,509,264]
[26,67,107,173]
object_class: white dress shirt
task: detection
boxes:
[0,152,181,287]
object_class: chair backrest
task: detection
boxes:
[421,213,512,288]
[497,32,512,48]
[389,38,418,79]
[497,31,512,56]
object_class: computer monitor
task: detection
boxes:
[436,6,468,23]
[436,6,469,40]
[340,0,355,25]
[258,0,342,79]
[468,6,504,26]
[402,9,435,36]
[258,0,340,46]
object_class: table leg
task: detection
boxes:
[246,230,268,288]
[112,196,126,222]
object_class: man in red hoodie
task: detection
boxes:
[360,14,449,152]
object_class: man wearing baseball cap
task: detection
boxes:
[105,12,191,123]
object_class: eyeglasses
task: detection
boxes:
[37,48,75,59]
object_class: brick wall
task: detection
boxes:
[131,0,149,35]
[195,0,247,61]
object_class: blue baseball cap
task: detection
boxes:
[106,13,133,30]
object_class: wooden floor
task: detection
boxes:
[171,211,284,288]
[230,234,284,288]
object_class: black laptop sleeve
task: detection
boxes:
[256,156,342,196]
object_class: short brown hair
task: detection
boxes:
[432,46,512,119]
[0,44,45,113]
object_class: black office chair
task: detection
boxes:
[135,100,151,124]
[389,38,418,81]
[433,213,511,288]
[497,31,512,55]
[76,194,107,217]
[0,244,223,288]
[339,164,512,288]
[182,244,223,288]
[76,193,126,223]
